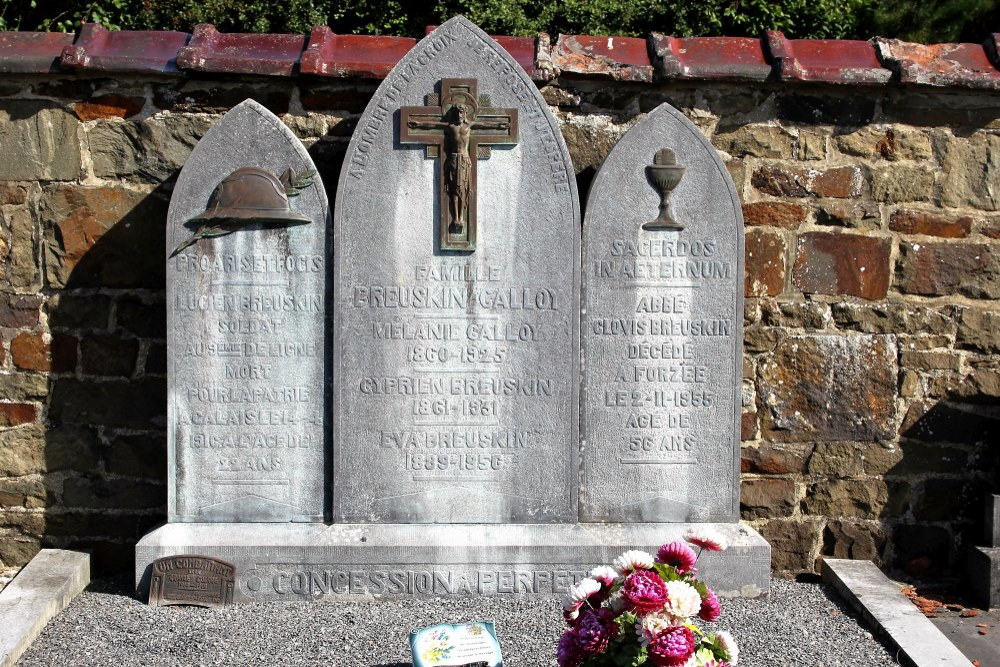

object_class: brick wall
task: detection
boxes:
[1,30,999,576]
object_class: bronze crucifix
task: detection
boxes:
[400,78,519,252]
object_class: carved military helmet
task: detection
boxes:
[189,167,312,225]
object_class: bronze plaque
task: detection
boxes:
[148,555,235,608]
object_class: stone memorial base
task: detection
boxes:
[136,523,769,603]
[969,545,1000,609]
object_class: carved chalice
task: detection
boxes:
[643,148,685,231]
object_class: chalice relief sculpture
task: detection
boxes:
[400,78,519,251]
[643,147,686,231]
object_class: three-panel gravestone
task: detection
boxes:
[136,16,770,602]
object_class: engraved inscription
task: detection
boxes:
[149,555,235,608]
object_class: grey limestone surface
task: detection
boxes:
[582,103,744,523]
[969,545,1000,609]
[136,522,769,601]
[987,494,1000,547]
[0,549,89,667]
[822,558,971,666]
[166,99,328,523]
[333,17,580,524]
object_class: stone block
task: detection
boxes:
[741,201,807,229]
[760,301,830,329]
[561,114,629,174]
[48,378,166,429]
[143,342,166,375]
[760,519,819,572]
[41,185,168,289]
[0,402,37,427]
[802,480,893,519]
[79,335,138,377]
[72,94,144,121]
[988,495,1000,548]
[797,130,827,160]
[62,475,165,510]
[807,442,863,476]
[941,131,1000,211]
[815,200,881,230]
[713,124,795,158]
[9,332,48,372]
[869,165,935,203]
[46,293,112,331]
[0,373,47,402]
[0,184,28,205]
[835,126,932,161]
[899,350,961,372]
[969,546,1000,609]
[775,94,875,125]
[745,228,786,296]
[0,294,42,328]
[752,165,862,198]
[792,232,891,300]
[0,478,47,509]
[0,101,81,181]
[49,333,77,373]
[957,307,1000,353]
[7,208,38,289]
[822,520,885,562]
[741,443,812,475]
[889,209,972,238]
[740,478,797,519]
[760,334,897,442]
[88,115,213,181]
[154,83,293,115]
[896,242,1000,299]
[893,524,951,573]
[913,478,985,522]
[104,433,167,479]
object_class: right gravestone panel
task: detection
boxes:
[582,103,744,523]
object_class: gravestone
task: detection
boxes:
[162,99,327,522]
[333,17,579,523]
[582,103,742,522]
[137,20,769,602]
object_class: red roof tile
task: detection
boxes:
[552,34,653,82]
[652,34,770,81]
[767,31,890,85]
[177,24,307,77]
[61,23,188,74]
[301,26,414,78]
[875,37,1000,90]
[0,32,73,74]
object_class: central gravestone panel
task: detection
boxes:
[334,16,579,523]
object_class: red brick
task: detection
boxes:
[9,331,48,371]
[742,202,807,229]
[889,209,973,238]
[50,333,78,373]
[72,94,145,121]
[792,232,891,300]
[745,228,786,297]
[0,403,37,427]
[741,411,757,441]
[752,165,862,198]
[0,294,42,328]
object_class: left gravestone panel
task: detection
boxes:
[167,99,327,522]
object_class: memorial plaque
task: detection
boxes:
[334,16,580,523]
[167,99,327,522]
[410,621,503,667]
[581,103,744,522]
[149,555,235,608]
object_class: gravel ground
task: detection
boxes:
[17,576,898,666]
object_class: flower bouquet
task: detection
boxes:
[558,528,739,667]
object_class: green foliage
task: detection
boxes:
[0,0,997,42]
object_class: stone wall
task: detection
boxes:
[0,67,998,576]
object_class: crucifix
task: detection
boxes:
[400,78,519,252]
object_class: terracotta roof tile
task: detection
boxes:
[651,34,770,81]
[301,26,414,78]
[177,24,307,77]
[767,31,890,85]
[61,23,188,74]
[0,32,73,73]
[552,34,653,82]
[875,37,1000,90]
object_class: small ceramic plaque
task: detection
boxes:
[410,621,503,667]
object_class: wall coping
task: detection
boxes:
[0,23,998,91]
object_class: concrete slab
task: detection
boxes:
[930,606,1000,667]
[0,549,90,667]
[822,558,972,667]
[136,522,770,602]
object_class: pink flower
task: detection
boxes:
[647,626,696,667]
[656,541,697,573]
[574,609,619,655]
[622,569,670,614]
[684,527,727,552]
[700,588,721,622]
[589,565,619,588]
[556,630,584,667]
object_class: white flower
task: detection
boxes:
[663,580,702,618]
[607,590,629,615]
[589,565,619,587]
[562,577,601,611]
[613,549,655,575]
[685,527,728,552]
[715,630,739,665]
[635,609,681,646]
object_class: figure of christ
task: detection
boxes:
[408,102,509,235]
